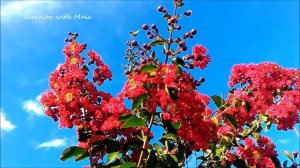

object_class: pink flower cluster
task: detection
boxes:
[232,136,277,168]
[223,62,300,130]
[122,62,218,151]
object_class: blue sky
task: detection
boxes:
[0,1,299,167]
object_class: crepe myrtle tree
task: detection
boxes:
[40,0,300,167]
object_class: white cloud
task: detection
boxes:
[22,95,44,117]
[278,139,290,144]
[0,109,16,132]
[37,138,67,149]
[1,1,60,21]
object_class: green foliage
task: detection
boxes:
[132,94,151,111]
[108,152,119,163]
[165,86,178,100]
[150,39,165,46]
[282,150,293,162]
[140,64,159,73]
[211,95,224,109]
[223,113,238,130]
[172,57,185,67]
[60,146,88,161]
[121,115,146,128]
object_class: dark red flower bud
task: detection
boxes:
[68,32,72,35]
[169,17,176,24]
[179,41,185,47]
[184,10,192,16]
[143,43,151,50]
[133,67,139,72]
[125,70,130,75]
[176,25,181,30]
[195,80,201,86]
[162,8,167,13]
[148,34,154,39]
[188,64,194,69]
[142,24,149,30]
[131,40,137,46]
[200,77,205,83]
[82,43,87,49]
[151,24,156,29]
[191,29,197,35]
[141,59,147,64]
[157,6,164,12]
[183,32,190,39]
[294,151,298,157]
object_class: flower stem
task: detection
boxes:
[164,3,178,64]
[137,114,155,167]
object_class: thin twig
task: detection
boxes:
[294,126,300,138]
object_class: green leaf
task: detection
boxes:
[215,148,222,157]
[258,114,268,122]
[153,143,163,154]
[140,64,158,73]
[223,114,238,130]
[120,162,137,168]
[244,101,252,112]
[165,86,178,100]
[270,156,282,168]
[119,114,134,122]
[170,155,178,163]
[171,121,181,130]
[163,133,177,142]
[60,146,88,161]
[121,115,146,128]
[140,110,152,120]
[124,139,143,149]
[132,94,151,111]
[108,152,119,163]
[282,150,293,162]
[266,121,272,131]
[172,57,185,67]
[175,67,182,75]
[130,30,139,37]
[150,39,165,46]
[211,95,224,108]
[75,152,89,162]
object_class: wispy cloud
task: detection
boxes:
[22,95,44,117]
[278,139,290,144]
[0,109,16,132]
[37,138,67,149]
[1,1,60,22]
